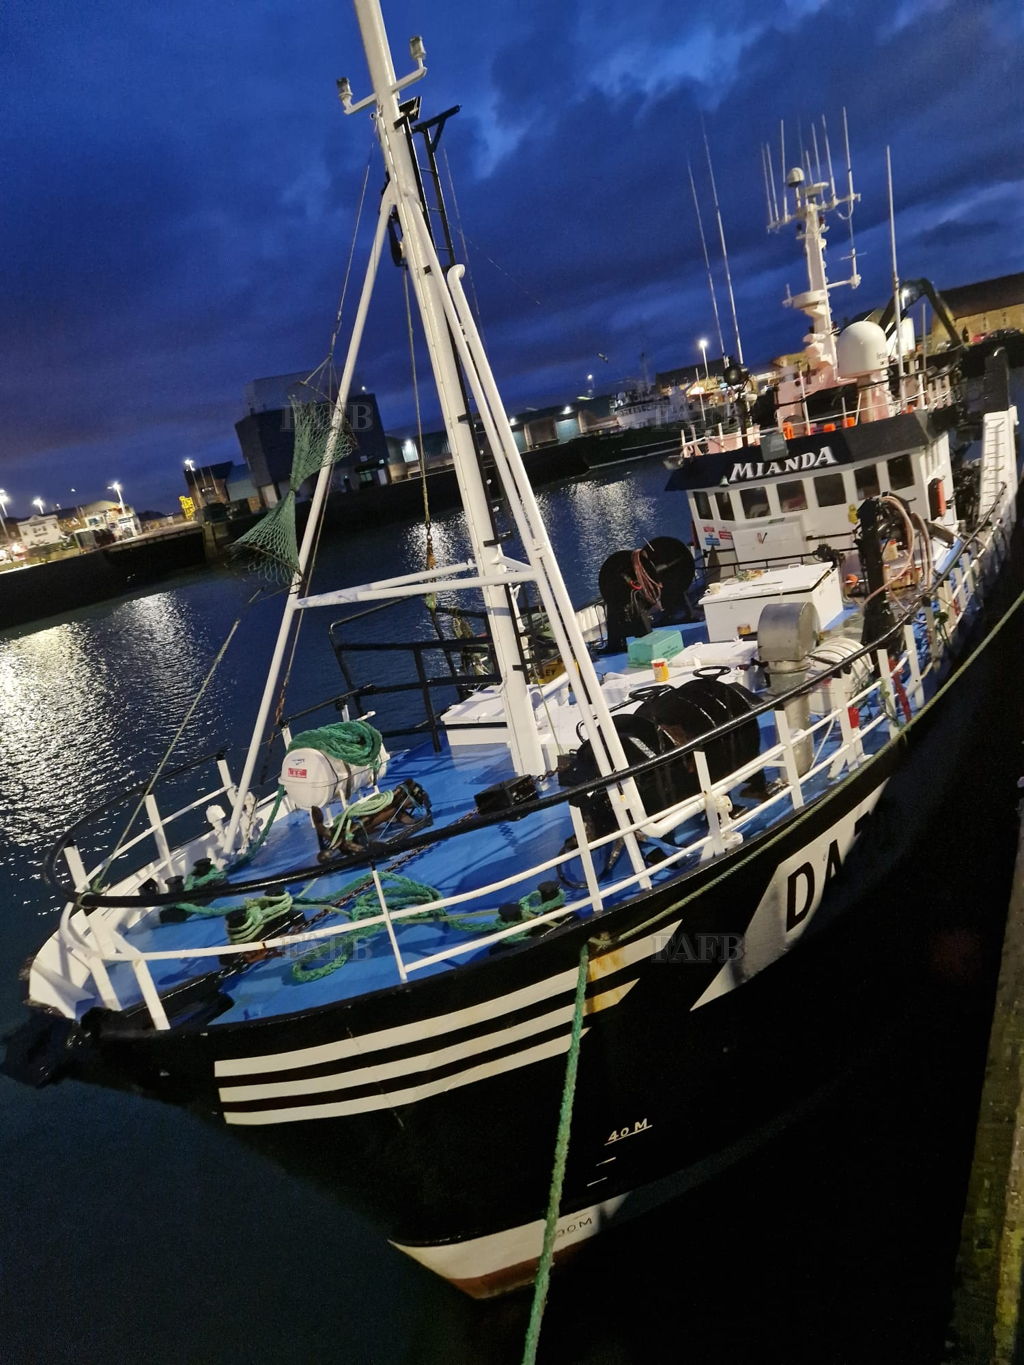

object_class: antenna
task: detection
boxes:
[822,114,837,202]
[701,119,744,365]
[689,159,726,357]
[811,124,823,185]
[887,145,905,387]
[840,108,860,286]
[780,119,787,217]
[768,141,781,221]
[761,143,773,229]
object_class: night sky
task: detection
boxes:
[3,0,1022,515]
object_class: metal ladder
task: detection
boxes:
[979,410,1013,519]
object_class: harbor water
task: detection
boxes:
[1,455,1020,1363]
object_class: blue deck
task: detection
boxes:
[103,594,932,1027]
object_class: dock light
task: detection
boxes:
[32,498,44,515]
[109,482,125,513]
[698,338,710,379]
[0,490,8,542]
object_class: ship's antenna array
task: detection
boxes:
[760,110,862,372]
[688,159,726,358]
[701,117,745,365]
[762,108,861,291]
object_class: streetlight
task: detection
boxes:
[0,490,8,544]
[698,338,710,380]
[109,482,125,513]
[32,498,45,516]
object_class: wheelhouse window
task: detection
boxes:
[739,486,770,519]
[814,472,846,507]
[777,480,808,512]
[854,464,880,500]
[714,490,735,520]
[693,490,712,518]
[886,454,914,490]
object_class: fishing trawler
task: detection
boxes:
[4,0,1022,1301]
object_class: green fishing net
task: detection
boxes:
[230,400,351,582]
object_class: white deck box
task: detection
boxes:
[699,564,843,642]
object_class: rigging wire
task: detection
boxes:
[90,588,267,892]
[688,159,726,359]
[258,149,375,772]
[442,146,485,335]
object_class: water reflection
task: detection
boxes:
[0,461,683,918]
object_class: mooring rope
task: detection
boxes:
[522,941,590,1365]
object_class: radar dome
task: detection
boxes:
[837,320,888,377]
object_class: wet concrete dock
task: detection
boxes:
[947,799,1024,1363]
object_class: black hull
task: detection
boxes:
[51,506,1023,1289]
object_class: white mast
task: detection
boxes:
[886,146,906,397]
[227,0,650,865]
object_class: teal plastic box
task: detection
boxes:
[627,628,684,666]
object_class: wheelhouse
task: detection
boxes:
[668,413,958,574]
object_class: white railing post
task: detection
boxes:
[772,710,805,809]
[903,624,924,710]
[370,867,408,984]
[132,958,170,1031]
[81,916,124,1012]
[875,649,899,739]
[951,562,967,615]
[569,803,605,916]
[63,843,89,892]
[217,756,239,810]
[144,793,172,868]
[830,671,857,778]
[693,749,728,855]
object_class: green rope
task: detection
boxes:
[288,879,566,982]
[229,786,286,871]
[289,872,440,981]
[184,864,228,891]
[226,893,296,944]
[287,720,383,773]
[327,790,394,850]
[522,942,590,1365]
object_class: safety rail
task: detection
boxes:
[39,488,1016,1030]
[324,594,596,752]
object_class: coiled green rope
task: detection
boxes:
[287,720,383,774]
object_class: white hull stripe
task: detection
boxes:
[218,981,638,1106]
[214,965,580,1077]
[222,1031,585,1124]
[392,1194,628,1280]
[220,998,585,1102]
[214,918,682,1081]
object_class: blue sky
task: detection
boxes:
[3,0,1022,513]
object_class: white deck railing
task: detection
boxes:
[43,488,1015,1030]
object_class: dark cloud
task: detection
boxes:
[2,0,1021,513]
